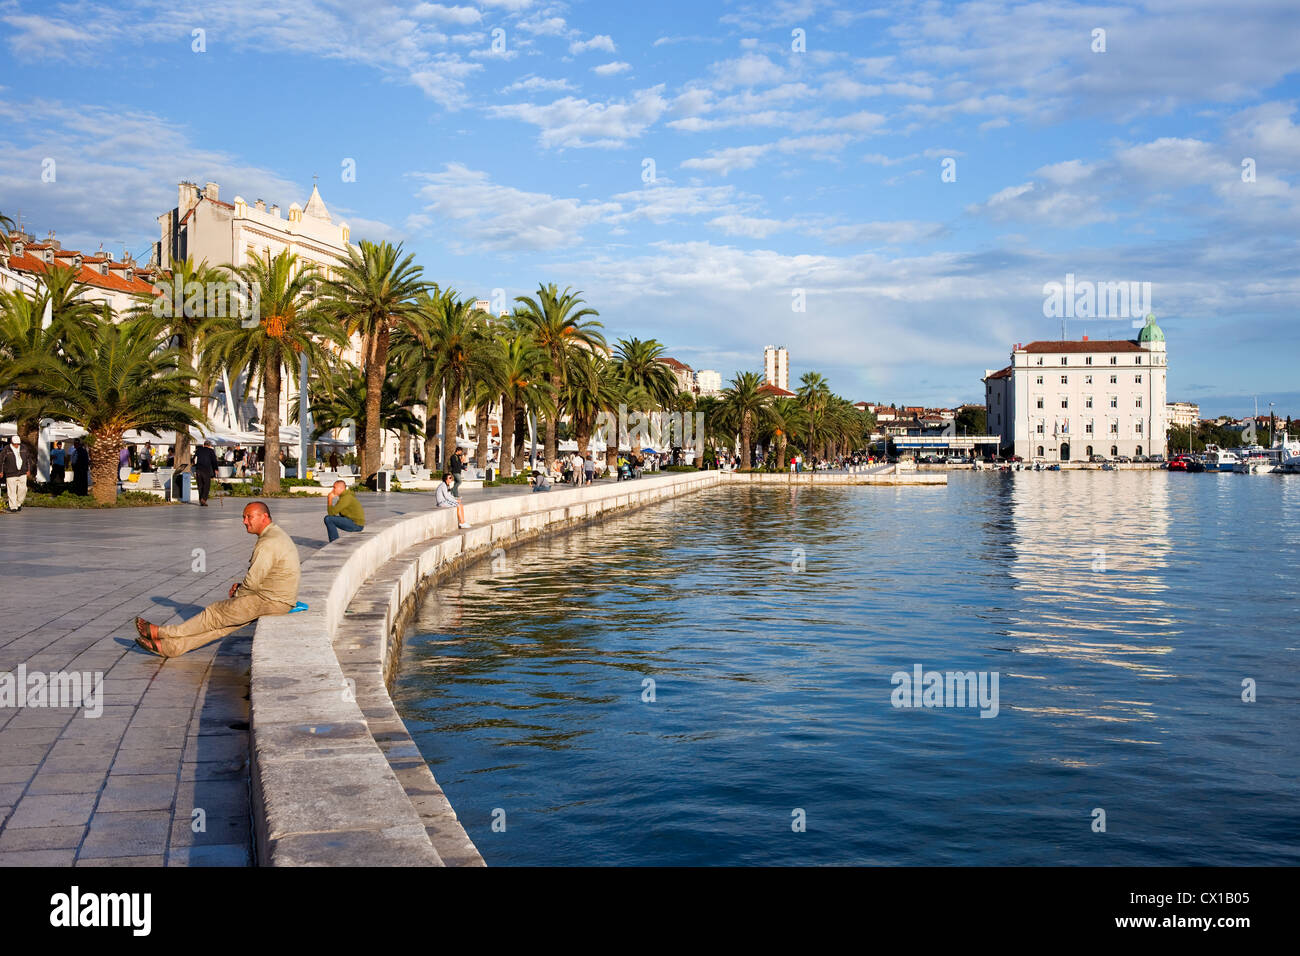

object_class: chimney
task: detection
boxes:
[269,204,281,217]
[178,181,200,214]
[255,199,266,212]
[204,182,219,201]
[1081,334,1088,341]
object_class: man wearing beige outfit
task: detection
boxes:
[134,501,300,658]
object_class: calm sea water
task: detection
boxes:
[391,472,1300,866]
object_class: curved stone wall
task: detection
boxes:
[249,470,721,865]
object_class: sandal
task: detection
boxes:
[134,617,163,656]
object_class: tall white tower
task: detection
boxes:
[764,345,789,391]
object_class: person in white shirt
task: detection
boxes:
[434,473,471,528]
[2,436,30,512]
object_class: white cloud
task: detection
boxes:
[710,53,787,89]
[501,75,575,94]
[681,145,770,175]
[412,4,482,24]
[592,61,631,76]
[488,87,669,148]
[570,34,616,54]
[517,15,567,36]
[409,164,618,251]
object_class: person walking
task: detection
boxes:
[134,502,300,658]
[434,472,471,527]
[584,453,595,485]
[2,435,31,512]
[324,480,366,542]
[193,439,219,506]
[140,442,154,473]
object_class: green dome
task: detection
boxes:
[1138,313,1165,343]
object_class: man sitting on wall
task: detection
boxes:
[434,472,471,528]
[324,479,366,542]
[134,501,300,658]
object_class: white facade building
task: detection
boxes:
[984,317,1168,460]
[1166,401,1199,429]
[763,345,789,392]
[696,369,722,396]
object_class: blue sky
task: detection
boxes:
[2,0,1299,417]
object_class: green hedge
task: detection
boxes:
[22,491,174,509]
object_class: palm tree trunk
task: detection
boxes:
[363,327,388,481]
[741,415,753,469]
[421,386,437,472]
[263,360,282,494]
[443,373,462,470]
[399,431,411,468]
[513,405,529,471]
[90,433,122,505]
[475,402,489,468]
[499,394,514,477]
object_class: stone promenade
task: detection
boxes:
[0,486,526,867]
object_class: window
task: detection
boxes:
[1035,375,1043,384]
[1136,422,1143,434]
[1136,445,1143,456]
[1061,399,1069,409]
[1086,397,1094,408]
[1110,356,1117,365]
[1085,375,1093,384]
[1036,357,1044,365]
[1038,446,1045,457]
[1110,423,1119,434]
[1085,423,1093,434]
[1110,396,1118,408]
[1061,375,1068,384]
[1111,445,1118,457]
[1036,423,1045,434]
[1086,445,1094,457]
[1061,357,1068,365]
[1036,397,1044,409]
[1086,356,1093,365]
[1135,398,1142,408]
[1110,374,1118,384]
[1136,356,1143,364]
[1135,374,1142,384]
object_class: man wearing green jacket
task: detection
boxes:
[324,480,366,542]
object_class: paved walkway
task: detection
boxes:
[0,486,529,867]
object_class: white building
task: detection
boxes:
[763,345,789,392]
[695,369,722,396]
[1,233,160,315]
[1167,401,1199,429]
[983,317,1168,460]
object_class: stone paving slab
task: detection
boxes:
[0,488,528,866]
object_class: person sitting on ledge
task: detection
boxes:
[434,472,471,528]
[324,479,365,542]
[134,501,300,658]
[530,466,552,493]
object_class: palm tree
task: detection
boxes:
[6,312,203,504]
[721,371,770,468]
[199,251,341,493]
[796,371,832,459]
[765,396,808,469]
[0,264,99,448]
[131,257,232,473]
[562,349,620,461]
[316,240,430,481]
[513,283,606,464]
[0,210,15,251]
[612,337,679,411]
[294,363,423,455]
[420,291,496,469]
[496,328,552,477]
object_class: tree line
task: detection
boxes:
[1,217,874,503]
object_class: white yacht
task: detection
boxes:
[1203,445,1241,472]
